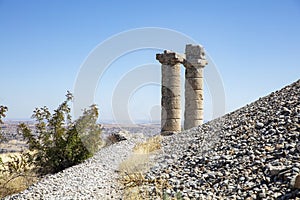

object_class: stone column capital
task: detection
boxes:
[184,44,208,68]
[156,50,185,65]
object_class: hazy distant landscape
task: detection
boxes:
[0,121,160,153]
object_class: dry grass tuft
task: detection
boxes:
[0,172,38,198]
[120,136,162,174]
[121,173,171,200]
[0,152,39,198]
[133,135,162,154]
[119,153,150,175]
[119,135,172,199]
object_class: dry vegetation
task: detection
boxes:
[0,171,38,198]
[0,152,39,198]
[119,136,175,199]
[0,93,103,198]
[0,139,27,153]
[0,152,22,163]
[132,136,162,154]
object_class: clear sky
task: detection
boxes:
[0,0,299,123]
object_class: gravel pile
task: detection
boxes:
[146,79,300,199]
[4,133,147,200]
[4,80,299,200]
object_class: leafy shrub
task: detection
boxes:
[0,105,8,144]
[0,94,102,197]
[0,105,8,165]
[16,92,103,174]
[105,132,127,146]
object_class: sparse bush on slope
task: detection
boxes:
[17,91,103,174]
[0,92,103,197]
[0,105,36,198]
[0,105,8,144]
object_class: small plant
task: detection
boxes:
[119,136,174,199]
[0,92,103,198]
[17,92,102,174]
[0,152,38,198]
[105,132,127,146]
[120,136,183,199]
[0,105,8,144]
[0,105,8,167]
[163,191,183,200]
[0,105,38,198]
[133,136,162,154]
[175,192,183,200]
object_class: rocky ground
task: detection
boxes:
[4,132,148,200]
[145,79,300,199]
[2,79,299,199]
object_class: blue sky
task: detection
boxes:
[0,0,299,123]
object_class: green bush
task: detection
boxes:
[0,105,8,164]
[16,92,103,174]
[0,105,8,143]
[0,93,102,198]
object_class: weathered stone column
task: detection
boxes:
[156,50,184,134]
[184,44,208,129]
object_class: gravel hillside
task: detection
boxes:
[4,79,299,200]
[146,79,300,199]
[4,133,147,200]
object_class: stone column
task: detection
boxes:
[184,44,208,129]
[156,50,184,134]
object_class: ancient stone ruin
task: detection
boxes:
[156,44,208,134]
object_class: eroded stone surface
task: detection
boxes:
[157,51,183,133]
[157,44,208,132]
[184,45,207,130]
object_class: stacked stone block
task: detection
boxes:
[156,51,184,134]
[157,45,207,134]
[184,44,208,129]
